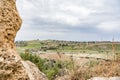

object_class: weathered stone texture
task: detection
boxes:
[0,0,21,49]
[0,0,48,80]
[0,0,29,80]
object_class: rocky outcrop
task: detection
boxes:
[0,0,48,80]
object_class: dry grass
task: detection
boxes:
[70,60,120,80]
[54,52,120,80]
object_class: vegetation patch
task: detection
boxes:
[20,53,72,80]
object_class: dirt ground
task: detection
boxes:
[37,53,107,66]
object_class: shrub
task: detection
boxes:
[20,53,71,80]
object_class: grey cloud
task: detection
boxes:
[16,0,120,41]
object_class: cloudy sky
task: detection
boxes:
[16,0,120,41]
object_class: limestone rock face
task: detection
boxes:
[0,0,21,49]
[0,0,29,79]
[0,0,48,80]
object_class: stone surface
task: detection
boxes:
[0,0,48,80]
[22,61,48,80]
[88,77,120,80]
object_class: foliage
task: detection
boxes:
[20,53,71,80]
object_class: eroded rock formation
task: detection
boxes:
[0,0,48,80]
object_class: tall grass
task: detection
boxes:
[69,60,120,80]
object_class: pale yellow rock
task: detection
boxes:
[0,0,48,80]
[22,61,48,80]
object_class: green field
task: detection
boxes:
[16,40,120,54]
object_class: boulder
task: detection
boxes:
[22,61,48,80]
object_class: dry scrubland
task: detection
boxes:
[17,40,120,80]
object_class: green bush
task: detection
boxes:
[20,53,71,80]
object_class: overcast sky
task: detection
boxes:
[16,0,120,41]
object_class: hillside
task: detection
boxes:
[16,40,120,80]
[16,40,120,54]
